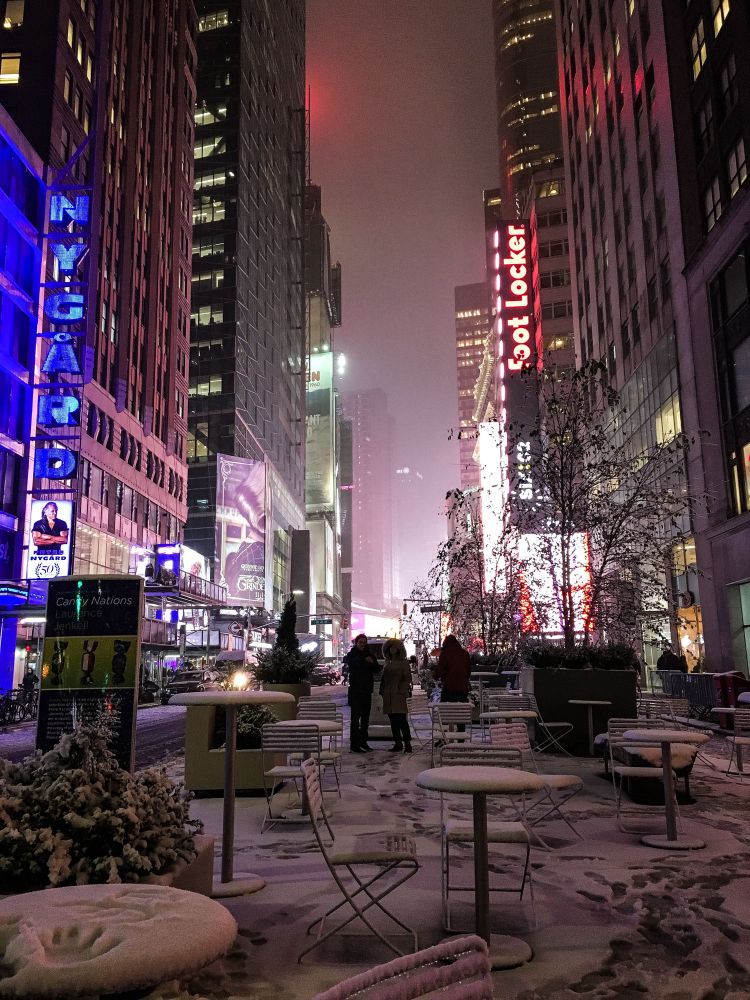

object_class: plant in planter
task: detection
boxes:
[212,703,279,750]
[0,712,202,892]
[252,597,318,688]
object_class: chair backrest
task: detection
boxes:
[261,723,322,757]
[407,694,430,715]
[440,743,522,768]
[311,934,493,1000]
[638,696,667,719]
[735,708,750,735]
[489,721,532,751]
[433,703,473,725]
[300,755,325,825]
[297,700,338,720]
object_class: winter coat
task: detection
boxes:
[380,658,411,715]
[344,646,379,696]
[436,637,471,695]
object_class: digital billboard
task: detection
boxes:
[27,499,74,580]
[215,455,266,604]
[517,532,593,636]
[306,352,335,510]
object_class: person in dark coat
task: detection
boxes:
[381,638,412,753]
[656,644,683,672]
[344,634,379,753]
[435,634,472,733]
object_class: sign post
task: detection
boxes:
[36,575,144,770]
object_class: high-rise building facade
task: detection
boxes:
[0,1,197,683]
[187,1,306,611]
[304,184,345,654]
[555,0,700,668]
[454,283,490,490]
[493,0,563,210]
[343,389,397,615]
[661,0,750,673]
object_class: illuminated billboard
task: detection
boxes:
[27,500,74,580]
[478,422,505,587]
[306,352,335,510]
[215,455,266,604]
[517,532,593,636]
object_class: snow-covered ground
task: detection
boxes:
[137,724,750,1000]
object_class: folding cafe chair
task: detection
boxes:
[298,757,419,963]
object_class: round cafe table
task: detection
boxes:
[416,765,545,969]
[568,699,612,756]
[171,689,295,896]
[275,718,342,735]
[623,728,710,850]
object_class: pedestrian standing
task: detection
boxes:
[435,634,471,731]
[381,638,412,753]
[344,634,379,753]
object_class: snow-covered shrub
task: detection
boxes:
[0,712,202,891]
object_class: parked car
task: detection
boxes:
[160,669,221,704]
[310,664,342,686]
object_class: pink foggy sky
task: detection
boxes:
[307,0,498,596]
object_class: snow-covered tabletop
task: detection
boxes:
[170,690,295,706]
[623,729,710,745]
[480,709,538,720]
[416,765,545,795]
[0,883,237,998]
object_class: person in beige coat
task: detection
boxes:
[380,638,412,753]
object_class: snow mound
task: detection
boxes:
[0,884,237,998]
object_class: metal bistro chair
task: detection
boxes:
[295,699,344,792]
[727,707,750,778]
[431,702,474,765]
[526,693,574,755]
[606,720,681,833]
[311,935,493,1000]
[298,757,419,963]
[437,743,534,933]
[261,723,328,833]
[489,722,584,842]
[406,693,432,750]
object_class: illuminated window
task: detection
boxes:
[712,0,730,36]
[704,176,722,231]
[537,179,562,197]
[76,37,83,65]
[194,170,228,190]
[0,52,20,84]
[2,1,24,28]
[67,17,74,46]
[727,137,747,197]
[198,9,229,32]
[193,195,226,225]
[194,103,226,126]
[194,135,226,159]
[690,20,707,80]
[655,396,681,444]
[86,53,93,82]
[63,69,72,102]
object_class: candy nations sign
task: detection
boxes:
[37,576,144,770]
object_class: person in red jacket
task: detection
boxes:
[435,634,471,704]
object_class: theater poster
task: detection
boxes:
[215,455,266,605]
[36,576,143,770]
[27,499,74,580]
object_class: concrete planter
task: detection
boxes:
[183,706,285,793]
[144,834,215,896]
[532,668,637,755]
[260,682,310,711]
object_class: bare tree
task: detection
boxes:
[400,579,443,652]
[513,361,695,650]
[433,489,522,658]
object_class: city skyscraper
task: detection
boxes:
[0,1,197,683]
[555,0,698,669]
[660,1,750,672]
[187,1,306,611]
[492,0,563,210]
[342,389,397,615]
[454,283,490,491]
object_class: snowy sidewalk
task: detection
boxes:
[142,726,750,1000]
